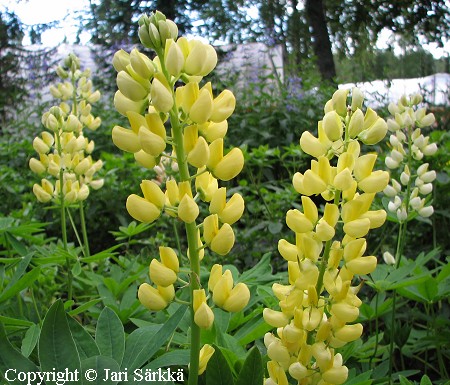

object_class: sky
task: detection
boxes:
[1,0,449,59]
[1,0,91,45]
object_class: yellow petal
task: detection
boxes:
[263,308,290,328]
[210,223,235,255]
[138,127,166,156]
[190,88,213,124]
[210,90,236,122]
[323,111,343,141]
[140,180,165,208]
[194,302,215,329]
[343,218,371,238]
[138,283,168,311]
[223,283,250,312]
[358,170,389,193]
[151,78,173,113]
[116,71,148,101]
[159,246,179,272]
[149,259,177,287]
[220,193,244,225]
[178,194,199,223]
[126,194,161,223]
[300,131,326,158]
[198,344,215,375]
[213,148,244,181]
[212,270,233,306]
[112,126,141,153]
[346,256,377,275]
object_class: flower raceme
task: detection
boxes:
[263,88,389,385]
[29,54,103,204]
[112,11,249,377]
[382,94,437,225]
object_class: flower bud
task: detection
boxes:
[348,109,364,138]
[178,194,199,223]
[322,111,343,141]
[164,39,184,77]
[114,91,147,116]
[130,48,155,79]
[383,251,396,265]
[116,71,149,101]
[151,78,173,112]
[332,89,349,116]
[418,205,434,218]
[194,302,214,329]
[351,87,364,111]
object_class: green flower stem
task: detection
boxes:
[157,46,201,384]
[169,104,201,385]
[315,190,341,295]
[388,125,413,384]
[79,200,90,258]
[55,131,72,302]
[67,208,84,251]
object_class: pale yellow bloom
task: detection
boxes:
[198,344,215,375]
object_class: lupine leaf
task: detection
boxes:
[38,300,81,385]
[95,307,125,366]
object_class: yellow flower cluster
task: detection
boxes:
[112,11,249,374]
[383,94,437,223]
[30,54,103,203]
[263,88,389,385]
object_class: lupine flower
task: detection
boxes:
[383,94,437,223]
[30,54,103,205]
[113,11,249,378]
[263,88,389,385]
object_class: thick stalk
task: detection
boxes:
[156,45,201,385]
[170,107,201,384]
[55,132,72,301]
[388,126,413,383]
[315,190,341,295]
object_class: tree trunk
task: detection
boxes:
[304,0,336,82]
